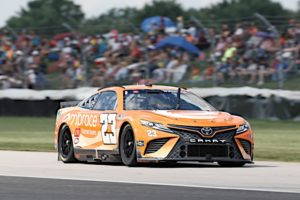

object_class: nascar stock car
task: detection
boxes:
[54,85,254,167]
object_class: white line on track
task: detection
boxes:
[1,151,300,194]
[0,174,299,194]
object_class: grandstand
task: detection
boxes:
[0,14,299,90]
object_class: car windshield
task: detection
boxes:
[124,89,216,111]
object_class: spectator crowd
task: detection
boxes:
[0,17,300,89]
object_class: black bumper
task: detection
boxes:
[164,129,252,163]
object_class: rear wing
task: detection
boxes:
[60,101,80,108]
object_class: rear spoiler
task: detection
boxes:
[60,101,80,108]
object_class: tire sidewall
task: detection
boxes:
[59,125,75,163]
[120,124,137,166]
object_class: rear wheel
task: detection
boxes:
[120,124,137,166]
[58,125,76,163]
[218,161,246,167]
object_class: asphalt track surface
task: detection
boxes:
[0,151,300,200]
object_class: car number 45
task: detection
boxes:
[100,113,117,144]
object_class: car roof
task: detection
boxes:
[123,85,179,90]
[99,85,181,92]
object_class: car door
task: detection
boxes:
[92,91,118,150]
[73,94,100,149]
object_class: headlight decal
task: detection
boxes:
[140,120,173,133]
[236,122,250,134]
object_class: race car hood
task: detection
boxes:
[136,110,244,126]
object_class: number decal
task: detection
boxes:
[100,113,117,144]
[147,130,157,137]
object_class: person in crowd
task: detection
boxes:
[246,58,258,84]
[0,18,299,90]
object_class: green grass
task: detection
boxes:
[0,117,299,162]
[250,120,300,162]
[0,117,55,151]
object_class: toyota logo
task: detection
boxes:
[200,127,214,136]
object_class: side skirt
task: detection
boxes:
[74,148,122,163]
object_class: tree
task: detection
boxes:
[81,0,186,34]
[188,0,293,30]
[136,0,186,22]
[81,7,140,34]
[6,0,84,32]
[6,0,295,35]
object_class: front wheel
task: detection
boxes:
[120,124,137,166]
[58,125,76,163]
[218,161,246,167]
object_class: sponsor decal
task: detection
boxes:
[74,128,81,144]
[82,129,97,136]
[66,113,98,128]
[63,113,71,123]
[147,130,157,137]
[189,138,226,144]
[74,138,80,144]
[136,140,144,146]
[74,128,81,138]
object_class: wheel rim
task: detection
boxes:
[124,129,134,158]
[61,131,72,158]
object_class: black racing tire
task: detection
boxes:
[218,161,246,167]
[58,125,76,163]
[120,124,137,166]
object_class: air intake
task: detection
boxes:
[239,139,251,155]
[145,138,169,154]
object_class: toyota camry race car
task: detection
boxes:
[54,85,254,167]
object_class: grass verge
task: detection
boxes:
[0,117,55,152]
[0,117,299,162]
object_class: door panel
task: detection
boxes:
[78,91,119,150]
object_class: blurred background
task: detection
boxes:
[0,0,299,161]
[0,0,299,90]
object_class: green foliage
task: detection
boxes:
[200,0,290,18]
[81,0,186,34]
[80,0,295,34]
[81,7,140,34]
[135,0,186,22]
[4,0,296,35]
[188,0,293,30]
[6,0,84,32]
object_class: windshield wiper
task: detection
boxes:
[176,88,181,110]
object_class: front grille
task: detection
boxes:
[169,129,200,140]
[167,129,243,160]
[168,125,236,135]
[187,145,228,157]
[239,139,251,155]
[145,138,169,154]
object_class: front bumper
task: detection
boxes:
[137,157,253,163]
[138,128,253,163]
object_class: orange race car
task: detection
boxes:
[54,85,254,167]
